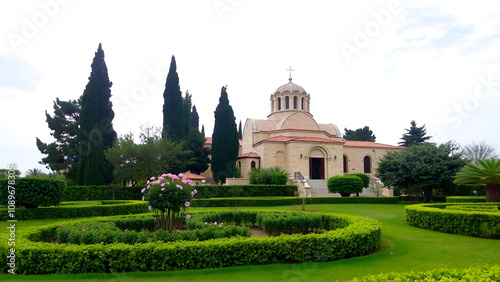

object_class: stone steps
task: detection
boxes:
[306,179,377,197]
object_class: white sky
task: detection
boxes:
[1,0,500,176]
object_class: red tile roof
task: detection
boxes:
[343,140,405,149]
[237,152,260,158]
[204,137,242,145]
[181,171,206,180]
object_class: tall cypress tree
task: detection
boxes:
[76,43,117,185]
[183,91,192,138]
[201,125,205,136]
[191,105,199,129]
[238,120,243,139]
[211,86,239,184]
[162,56,184,141]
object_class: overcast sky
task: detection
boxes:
[1,0,500,176]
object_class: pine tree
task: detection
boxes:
[36,97,80,181]
[162,56,185,141]
[211,86,239,184]
[76,43,117,185]
[343,126,376,142]
[398,120,431,147]
[191,105,200,129]
[238,120,243,139]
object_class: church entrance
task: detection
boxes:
[309,157,325,179]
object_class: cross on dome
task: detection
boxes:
[287,66,294,82]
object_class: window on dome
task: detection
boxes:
[278,97,281,110]
[301,97,304,110]
[293,96,297,109]
[285,96,289,109]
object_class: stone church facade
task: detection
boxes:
[233,77,405,193]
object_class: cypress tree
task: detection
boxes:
[162,56,184,141]
[191,105,200,129]
[201,125,205,136]
[76,43,117,185]
[183,91,192,138]
[238,120,243,139]
[211,86,239,184]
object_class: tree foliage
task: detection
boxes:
[343,126,376,142]
[211,86,239,184]
[461,140,499,164]
[454,158,500,202]
[238,120,243,139]
[36,97,80,181]
[377,142,464,202]
[398,120,431,147]
[162,55,185,141]
[249,167,289,185]
[76,43,117,185]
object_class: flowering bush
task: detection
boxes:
[142,173,197,232]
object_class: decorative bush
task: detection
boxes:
[355,265,500,282]
[194,184,297,198]
[142,173,196,232]
[406,203,500,238]
[249,167,289,185]
[256,213,322,234]
[349,173,370,188]
[0,200,148,220]
[0,211,381,274]
[0,178,65,208]
[447,196,487,203]
[63,185,142,201]
[327,175,363,197]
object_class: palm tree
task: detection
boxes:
[454,159,500,202]
[26,168,46,178]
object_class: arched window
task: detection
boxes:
[343,155,348,173]
[278,97,281,110]
[293,96,297,109]
[251,161,256,169]
[301,97,304,110]
[285,96,289,109]
[238,161,241,169]
[363,156,371,173]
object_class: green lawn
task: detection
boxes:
[1,203,499,281]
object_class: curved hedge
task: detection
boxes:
[0,210,381,274]
[192,196,401,207]
[0,200,148,220]
[447,196,487,203]
[406,203,500,238]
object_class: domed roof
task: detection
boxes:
[273,78,307,94]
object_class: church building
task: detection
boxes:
[233,75,405,194]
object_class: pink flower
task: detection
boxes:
[182,179,188,184]
[159,176,164,181]
[177,184,183,190]
[147,185,150,189]
[185,202,190,207]
[148,206,152,210]
[82,229,85,232]
[162,173,167,177]
[219,225,222,228]
[186,215,191,220]
[124,229,128,232]
[142,196,145,201]
[150,177,155,181]
[191,191,195,197]
[221,222,224,226]
[147,180,150,185]
[161,183,165,187]
[179,173,184,178]
[205,222,208,225]
[161,188,165,191]
[214,222,217,225]
[159,194,163,197]
[193,189,198,194]
[141,188,145,193]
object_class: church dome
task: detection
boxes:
[273,78,307,95]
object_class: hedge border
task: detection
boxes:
[405,203,500,238]
[0,210,381,274]
[446,196,487,203]
[0,200,148,220]
[192,196,401,207]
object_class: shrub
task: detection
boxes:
[0,178,65,208]
[355,265,500,282]
[327,175,363,197]
[406,203,500,238]
[368,182,385,197]
[63,185,142,201]
[0,200,148,220]
[349,173,370,188]
[447,196,486,203]
[256,213,322,234]
[194,185,297,198]
[0,211,381,274]
[192,196,401,207]
[249,167,289,185]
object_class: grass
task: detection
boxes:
[1,203,499,281]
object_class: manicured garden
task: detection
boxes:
[1,202,499,281]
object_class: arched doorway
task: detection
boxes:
[363,156,371,173]
[309,148,325,179]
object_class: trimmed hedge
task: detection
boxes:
[447,196,487,203]
[0,178,65,208]
[256,213,322,233]
[355,264,500,281]
[194,184,297,198]
[0,200,148,220]
[0,210,381,274]
[400,195,446,202]
[63,186,143,201]
[406,203,500,238]
[192,196,401,207]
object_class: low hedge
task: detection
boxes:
[355,264,500,281]
[192,196,401,207]
[447,196,487,203]
[0,210,381,274]
[405,203,500,239]
[63,186,143,201]
[193,184,297,198]
[400,195,446,202]
[256,213,322,233]
[0,200,148,220]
